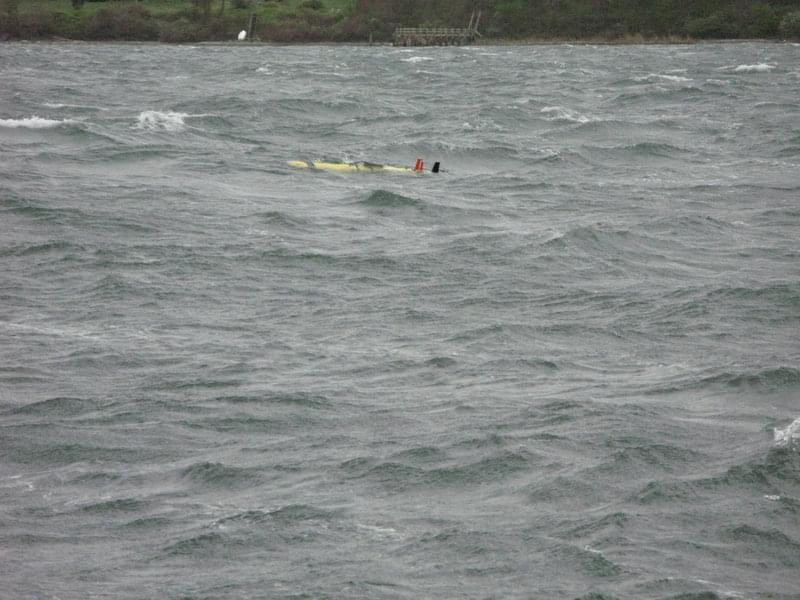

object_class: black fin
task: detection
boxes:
[432,162,440,173]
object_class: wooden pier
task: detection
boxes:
[393,27,475,46]
[393,11,481,46]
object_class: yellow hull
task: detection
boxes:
[288,160,416,174]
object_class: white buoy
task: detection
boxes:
[238,30,247,41]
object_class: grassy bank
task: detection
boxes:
[0,0,370,42]
[2,0,799,42]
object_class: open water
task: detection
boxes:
[1,41,799,599]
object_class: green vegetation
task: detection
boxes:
[1,0,799,42]
[780,9,800,37]
[0,0,366,41]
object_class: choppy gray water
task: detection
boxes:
[1,41,799,599]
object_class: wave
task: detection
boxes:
[634,440,799,507]
[645,214,734,234]
[84,274,149,301]
[602,443,704,473]
[646,366,800,396]
[135,110,190,132]
[79,498,146,513]
[633,73,692,83]
[390,446,449,463]
[706,282,800,306]
[257,247,401,272]
[214,391,331,409]
[732,63,775,73]
[0,240,86,258]
[180,462,260,486]
[541,224,655,254]
[350,449,535,490]
[0,116,75,129]
[162,532,226,557]
[610,85,724,105]
[10,442,154,466]
[8,396,98,416]
[119,516,171,531]
[557,512,630,540]
[253,210,311,230]
[216,504,336,526]
[358,189,425,210]
[552,542,622,578]
[609,141,689,159]
[540,105,593,124]
[716,366,800,390]
[721,524,800,566]
[0,198,90,225]
[42,102,96,108]
[774,416,800,447]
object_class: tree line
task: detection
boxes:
[2,0,799,41]
[358,0,800,40]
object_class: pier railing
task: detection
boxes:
[393,27,477,46]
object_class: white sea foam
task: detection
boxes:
[774,416,800,446]
[135,110,189,132]
[540,106,591,124]
[0,116,71,129]
[659,74,692,82]
[733,63,775,73]
[634,73,692,83]
[357,523,400,538]
[42,102,105,110]
[402,56,434,63]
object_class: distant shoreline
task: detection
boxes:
[1,37,790,46]
[0,0,800,46]
[1,0,798,45]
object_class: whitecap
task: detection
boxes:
[42,102,105,111]
[0,116,72,129]
[135,110,189,132]
[733,63,775,73]
[634,73,692,83]
[356,523,400,538]
[402,56,434,63]
[540,106,591,124]
[658,75,692,82]
[774,416,800,446]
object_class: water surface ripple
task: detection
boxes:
[1,42,799,599]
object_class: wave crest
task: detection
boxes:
[540,106,593,124]
[732,63,775,73]
[359,189,424,209]
[180,462,258,486]
[0,116,74,129]
[774,417,800,447]
[135,110,189,132]
[633,73,692,83]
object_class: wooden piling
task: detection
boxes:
[247,12,255,41]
